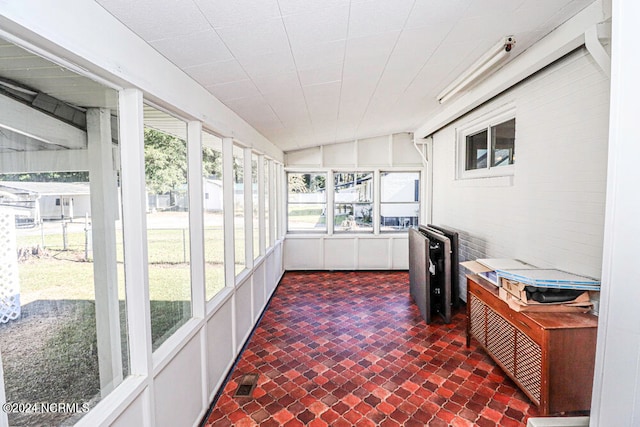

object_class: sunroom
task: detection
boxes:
[0,1,637,426]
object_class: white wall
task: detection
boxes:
[430,48,610,300]
[284,133,425,270]
[591,0,640,424]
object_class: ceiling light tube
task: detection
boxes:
[437,36,515,104]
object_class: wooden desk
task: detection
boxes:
[466,274,598,415]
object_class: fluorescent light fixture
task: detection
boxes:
[437,36,516,104]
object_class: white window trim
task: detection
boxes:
[456,103,516,180]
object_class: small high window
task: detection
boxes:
[458,106,515,179]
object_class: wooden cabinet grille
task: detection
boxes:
[469,294,485,344]
[515,330,542,404]
[486,307,516,373]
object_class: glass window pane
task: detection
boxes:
[334,172,373,232]
[252,154,260,259]
[143,105,191,351]
[264,159,270,248]
[202,132,224,301]
[287,173,326,232]
[491,118,516,167]
[380,172,420,232]
[233,145,246,275]
[465,130,488,170]
[0,41,128,426]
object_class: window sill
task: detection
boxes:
[454,174,514,187]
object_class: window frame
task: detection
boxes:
[457,105,516,180]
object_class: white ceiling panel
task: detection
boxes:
[88,0,597,152]
[283,6,349,50]
[183,59,248,87]
[405,0,471,28]
[150,30,232,69]
[278,0,350,17]
[292,40,346,69]
[348,0,415,38]
[216,17,290,58]
[225,96,282,130]
[464,0,526,18]
[237,50,297,79]
[251,71,301,96]
[303,82,342,116]
[207,79,261,102]
[193,0,281,28]
[298,63,343,87]
[97,0,211,42]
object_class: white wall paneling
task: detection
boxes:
[391,237,409,270]
[252,262,266,322]
[285,146,322,167]
[206,298,234,399]
[284,238,324,270]
[110,393,145,427]
[324,238,357,269]
[357,238,391,270]
[154,336,203,427]
[357,136,389,167]
[284,236,408,271]
[234,276,254,354]
[323,141,356,166]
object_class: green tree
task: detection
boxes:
[202,146,222,179]
[144,128,187,194]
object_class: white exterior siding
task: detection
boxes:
[430,48,610,300]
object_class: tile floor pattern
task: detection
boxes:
[203,271,539,426]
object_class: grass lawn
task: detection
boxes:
[2,220,237,424]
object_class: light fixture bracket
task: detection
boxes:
[437,36,516,104]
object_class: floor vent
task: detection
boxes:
[234,373,259,398]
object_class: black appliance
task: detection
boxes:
[409,226,453,324]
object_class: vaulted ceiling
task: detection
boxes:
[94,1,591,151]
[0,1,596,153]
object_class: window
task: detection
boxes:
[459,107,515,178]
[0,41,129,426]
[202,131,224,301]
[264,159,270,247]
[380,172,420,232]
[233,145,246,275]
[334,172,373,232]
[252,153,260,260]
[287,172,326,232]
[143,105,191,351]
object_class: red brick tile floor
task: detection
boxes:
[202,271,540,426]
